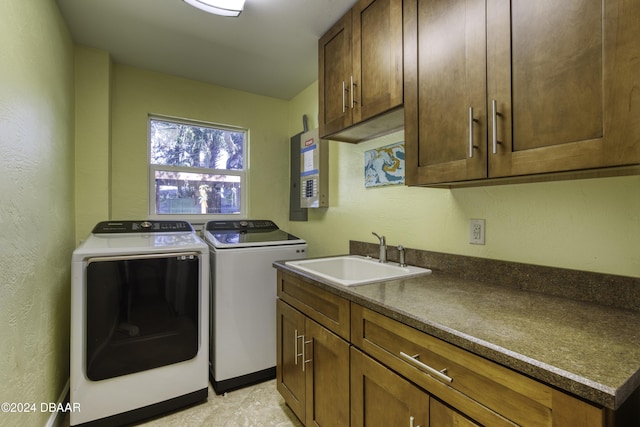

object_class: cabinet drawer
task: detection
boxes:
[351,304,604,427]
[277,271,350,340]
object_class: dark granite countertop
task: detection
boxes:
[273,260,640,410]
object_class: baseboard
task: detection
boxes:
[45,378,70,427]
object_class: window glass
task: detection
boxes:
[149,117,247,218]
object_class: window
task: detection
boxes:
[149,116,247,220]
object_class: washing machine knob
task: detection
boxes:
[239,220,249,228]
[140,221,153,229]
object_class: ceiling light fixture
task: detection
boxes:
[183,0,245,17]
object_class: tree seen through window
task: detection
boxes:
[149,117,247,217]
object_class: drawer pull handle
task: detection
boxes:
[400,351,453,384]
[409,415,421,427]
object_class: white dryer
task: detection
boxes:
[70,220,209,426]
[203,220,306,394]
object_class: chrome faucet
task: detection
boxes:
[372,232,387,263]
[397,245,407,267]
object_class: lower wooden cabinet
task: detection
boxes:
[351,303,605,427]
[430,399,480,427]
[276,299,350,427]
[276,298,306,421]
[275,269,612,427]
[352,347,484,427]
[351,347,429,427]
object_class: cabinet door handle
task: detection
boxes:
[468,107,479,158]
[342,81,346,113]
[400,351,453,384]
[302,339,313,372]
[350,75,357,108]
[294,329,303,366]
[491,99,503,154]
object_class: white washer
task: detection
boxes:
[203,220,306,394]
[70,221,209,426]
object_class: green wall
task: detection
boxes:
[75,46,111,242]
[288,84,640,277]
[108,64,292,229]
[0,1,75,426]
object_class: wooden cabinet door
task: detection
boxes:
[319,11,353,138]
[406,0,640,185]
[351,347,429,427]
[305,319,350,427]
[430,399,481,427]
[352,0,403,124]
[488,0,640,177]
[276,299,306,422]
[404,0,488,185]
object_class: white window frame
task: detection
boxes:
[148,115,249,222]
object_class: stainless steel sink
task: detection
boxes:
[285,255,431,286]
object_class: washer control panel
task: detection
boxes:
[92,220,194,234]
[205,220,278,232]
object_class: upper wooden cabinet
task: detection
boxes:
[319,0,404,142]
[319,12,352,138]
[404,0,640,186]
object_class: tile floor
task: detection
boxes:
[63,380,303,427]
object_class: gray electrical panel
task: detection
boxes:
[300,128,329,208]
[289,132,307,221]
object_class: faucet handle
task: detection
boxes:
[372,232,386,245]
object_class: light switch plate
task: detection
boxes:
[469,219,485,245]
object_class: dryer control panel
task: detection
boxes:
[92,220,194,233]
